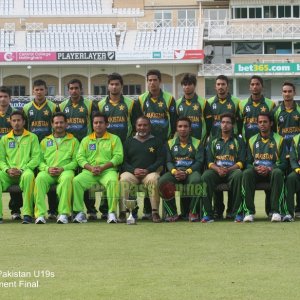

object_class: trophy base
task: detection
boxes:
[126,217,137,225]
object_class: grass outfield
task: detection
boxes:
[0,191,300,300]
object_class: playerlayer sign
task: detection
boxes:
[235,63,300,74]
[56,51,115,61]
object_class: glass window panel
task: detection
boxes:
[293,6,300,18]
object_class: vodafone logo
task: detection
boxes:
[4,52,13,61]
[174,50,185,60]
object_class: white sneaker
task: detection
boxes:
[73,212,87,223]
[57,214,68,224]
[107,212,117,224]
[243,214,254,222]
[271,213,281,222]
[35,216,46,224]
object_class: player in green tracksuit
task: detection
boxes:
[59,80,97,142]
[242,113,288,222]
[23,79,58,217]
[0,86,15,138]
[98,73,142,219]
[176,73,212,141]
[34,112,79,224]
[98,73,142,143]
[207,75,241,219]
[0,111,40,223]
[272,82,300,217]
[0,86,21,219]
[239,76,276,142]
[202,113,245,223]
[139,69,177,142]
[59,79,98,217]
[285,133,300,221]
[139,69,177,218]
[158,117,204,222]
[72,112,123,224]
[239,76,276,216]
[207,76,240,140]
[23,80,58,142]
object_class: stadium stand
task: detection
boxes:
[26,24,118,51]
[134,27,199,51]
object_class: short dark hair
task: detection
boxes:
[0,86,11,97]
[146,69,161,81]
[176,116,191,127]
[250,75,263,87]
[10,110,26,121]
[67,79,82,90]
[282,81,296,92]
[33,79,47,89]
[220,112,235,125]
[136,116,151,125]
[108,73,123,86]
[216,75,229,85]
[51,112,68,123]
[258,112,272,122]
[181,73,197,86]
[92,111,108,123]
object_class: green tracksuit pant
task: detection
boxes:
[242,168,285,215]
[285,171,300,216]
[34,170,75,217]
[202,169,243,218]
[73,169,119,213]
[0,169,35,218]
[158,171,202,217]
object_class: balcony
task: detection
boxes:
[205,21,300,41]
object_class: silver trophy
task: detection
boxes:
[125,199,137,225]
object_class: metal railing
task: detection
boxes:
[205,22,300,40]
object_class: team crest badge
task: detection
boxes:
[89,144,96,150]
[9,141,15,148]
[29,110,34,116]
[47,140,53,147]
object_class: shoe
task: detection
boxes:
[141,213,152,220]
[11,213,22,220]
[282,214,294,222]
[295,211,300,218]
[22,215,33,224]
[165,214,179,222]
[117,211,127,223]
[48,213,57,220]
[243,214,254,222]
[226,213,234,220]
[0,218,3,224]
[271,213,281,222]
[107,212,117,224]
[152,212,162,223]
[100,213,108,220]
[73,212,87,223]
[35,216,46,224]
[57,214,68,224]
[234,215,243,223]
[178,214,189,221]
[88,213,97,220]
[189,212,199,222]
[201,216,214,223]
[213,212,223,220]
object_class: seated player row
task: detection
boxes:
[0,110,298,224]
